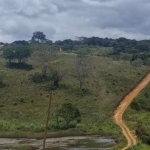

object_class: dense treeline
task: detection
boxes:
[54,37,150,65]
[1,31,150,65]
[6,36,150,53]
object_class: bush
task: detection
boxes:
[141,134,150,145]
[41,82,57,91]
[136,125,150,145]
[58,103,81,128]
[131,98,150,111]
[29,72,46,83]
[131,101,140,111]
[144,92,149,98]
[0,121,11,131]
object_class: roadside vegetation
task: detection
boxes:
[0,32,150,149]
[124,83,150,149]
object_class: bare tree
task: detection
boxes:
[34,45,58,77]
[75,51,90,90]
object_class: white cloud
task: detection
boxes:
[0,0,150,42]
[82,0,114,7]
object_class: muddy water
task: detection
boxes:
[0,136,116,150]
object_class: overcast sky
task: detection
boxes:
[0,0,150,43]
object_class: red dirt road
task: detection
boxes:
[114,72,150,150]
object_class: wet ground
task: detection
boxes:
[0,136,116,150]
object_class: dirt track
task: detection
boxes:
[113,71,150,150]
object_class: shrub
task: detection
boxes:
[144,92,149,99]
[58,103,81,128]
[0,121,11,131]
[131,101,140,111]
[136,125,150,145]
[131,98,150,111]
[29,72,46,83]
[41,82,57,91]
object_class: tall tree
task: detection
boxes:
[31,31,46,43]
[75,51,90,90]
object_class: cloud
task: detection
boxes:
[0,0,150,42]
[82,0,115,7]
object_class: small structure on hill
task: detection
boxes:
[59,47,63,52]
[0,45,4,49]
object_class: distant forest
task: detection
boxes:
[1,35,150,65]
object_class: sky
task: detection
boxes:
[0,0,150,43]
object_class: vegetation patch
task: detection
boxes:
[124,83,150,149]
[1,33,150,148]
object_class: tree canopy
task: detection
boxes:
[2,46,32,63]
[31,31,46,43]
[59,103,81,127]
[11,40,29,46]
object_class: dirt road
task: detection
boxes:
[113,71,150,150]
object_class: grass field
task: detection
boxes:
[0,45,149,149]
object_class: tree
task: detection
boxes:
[12,40,29,46]
[58,103,81,128]
[45,39,53,45]
[55,40,63,46]
[31,31,46,43]
[34,44,58,77]
[48,63,64,87]
[2,46,32,63]
[75,51,89,90]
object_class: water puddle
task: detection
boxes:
[0,136,116,150]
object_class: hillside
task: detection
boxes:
[0,41,150,149]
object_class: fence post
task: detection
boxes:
[43,91,52,150]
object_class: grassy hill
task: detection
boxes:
[0,44,149,149]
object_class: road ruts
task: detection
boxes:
[113,71,150,150]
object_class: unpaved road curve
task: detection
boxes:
[114,71,150,150]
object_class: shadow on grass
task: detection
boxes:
[6,62,33,71]
[0,83,6,88]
